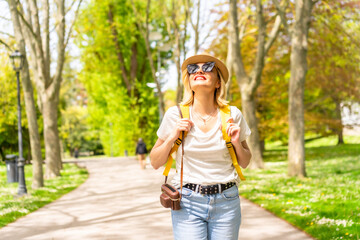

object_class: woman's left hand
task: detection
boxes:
[226,117,241,144]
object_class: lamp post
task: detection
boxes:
[148,31,171,123]
[10,50,27,196]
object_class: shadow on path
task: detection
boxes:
[0,157,314,240]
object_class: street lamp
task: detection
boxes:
[149,31,172,123]
[9,50,27,196]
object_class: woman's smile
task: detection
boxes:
[194,75,206,80]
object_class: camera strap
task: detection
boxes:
[164,105,185,200]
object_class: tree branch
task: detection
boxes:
[51,0,66,95]
[264,14,281,54]
[14,5,38,40]
[64,0,83,49]
[0,16,11,21]
[238,14,250,41]
[229,0,249,82]
[272,0,290,34]
[186,0,196,31]
[107,3,131,95]
[318,15,360,50]
[0,30,14,38]
[42,0,50,79]
[249,0,266,92]
[0,38,12,50]
[65,0,77,15]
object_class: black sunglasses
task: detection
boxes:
[187,62,216,74]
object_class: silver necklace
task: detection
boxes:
[192,108,218,126]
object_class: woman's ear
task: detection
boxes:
[216,80,221,89]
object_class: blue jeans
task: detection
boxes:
[171,185,241,240]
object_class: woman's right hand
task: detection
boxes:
[168,118,194,142]
[150,118,193,169]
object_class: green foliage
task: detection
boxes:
[304,1,360,137]
[0,50,32,160]
[207,1,360,145]
[0,163,88,227]
[241,136,360,240]
[59,55,103,156]
[75,0,163,156]
[60,106,103,155]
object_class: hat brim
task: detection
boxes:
[181,54,229,83]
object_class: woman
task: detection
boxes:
[150,53,252,240]
[136,138,148,169]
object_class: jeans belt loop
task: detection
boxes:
[195,184,200,193]
[218,184,222,193]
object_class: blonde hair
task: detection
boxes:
[180,67,229,107]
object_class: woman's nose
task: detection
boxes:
[195,66,204,74]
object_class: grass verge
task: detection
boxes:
[0,163,88,228]
[240,136,360,240]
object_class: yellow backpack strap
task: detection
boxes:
[220,105,246,181]
[162,105,189,176]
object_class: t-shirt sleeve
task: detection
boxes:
[156,106,180,141]
[231,106,251,142]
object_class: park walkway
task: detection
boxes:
[0,157,314,240]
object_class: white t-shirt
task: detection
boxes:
[157,105,251,187]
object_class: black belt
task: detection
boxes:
[183,182,236,195]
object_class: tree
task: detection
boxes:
[305,0,360,144]
[59,56,103,156]
[75,0,162,155]
[130,0,166,118]
[167,0,189,103]
[0,50,23,160]
[274,0,315,177]
[228,0,281,168]
[7,0,83,178]
[7,0,44,187]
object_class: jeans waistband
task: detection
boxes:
[183,182,236,195]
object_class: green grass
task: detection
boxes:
[0,163,88,228]
[240,136,360,240]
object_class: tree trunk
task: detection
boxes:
[12,0,72,178]
[337,127,344,145]
[22,60,44,188]
[43,96,62,178]
[0,146,4,161]
[335,100,344,145]
[242,94,264,168]
[288,0,313,177]
[8,0,44,188]
[229,0,280,169]
[226,36,233,101]
[260,139,265,155]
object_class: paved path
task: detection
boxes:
[0,157,314,240]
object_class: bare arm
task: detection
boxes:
[150,118,193,169]
[232,140,252,168]
[149,138,175,169]
[226,118,252,168]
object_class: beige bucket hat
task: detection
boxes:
[181,53,229,83]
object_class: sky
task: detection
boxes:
[0,1,12,40]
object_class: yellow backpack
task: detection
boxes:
[162,104,245,181]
